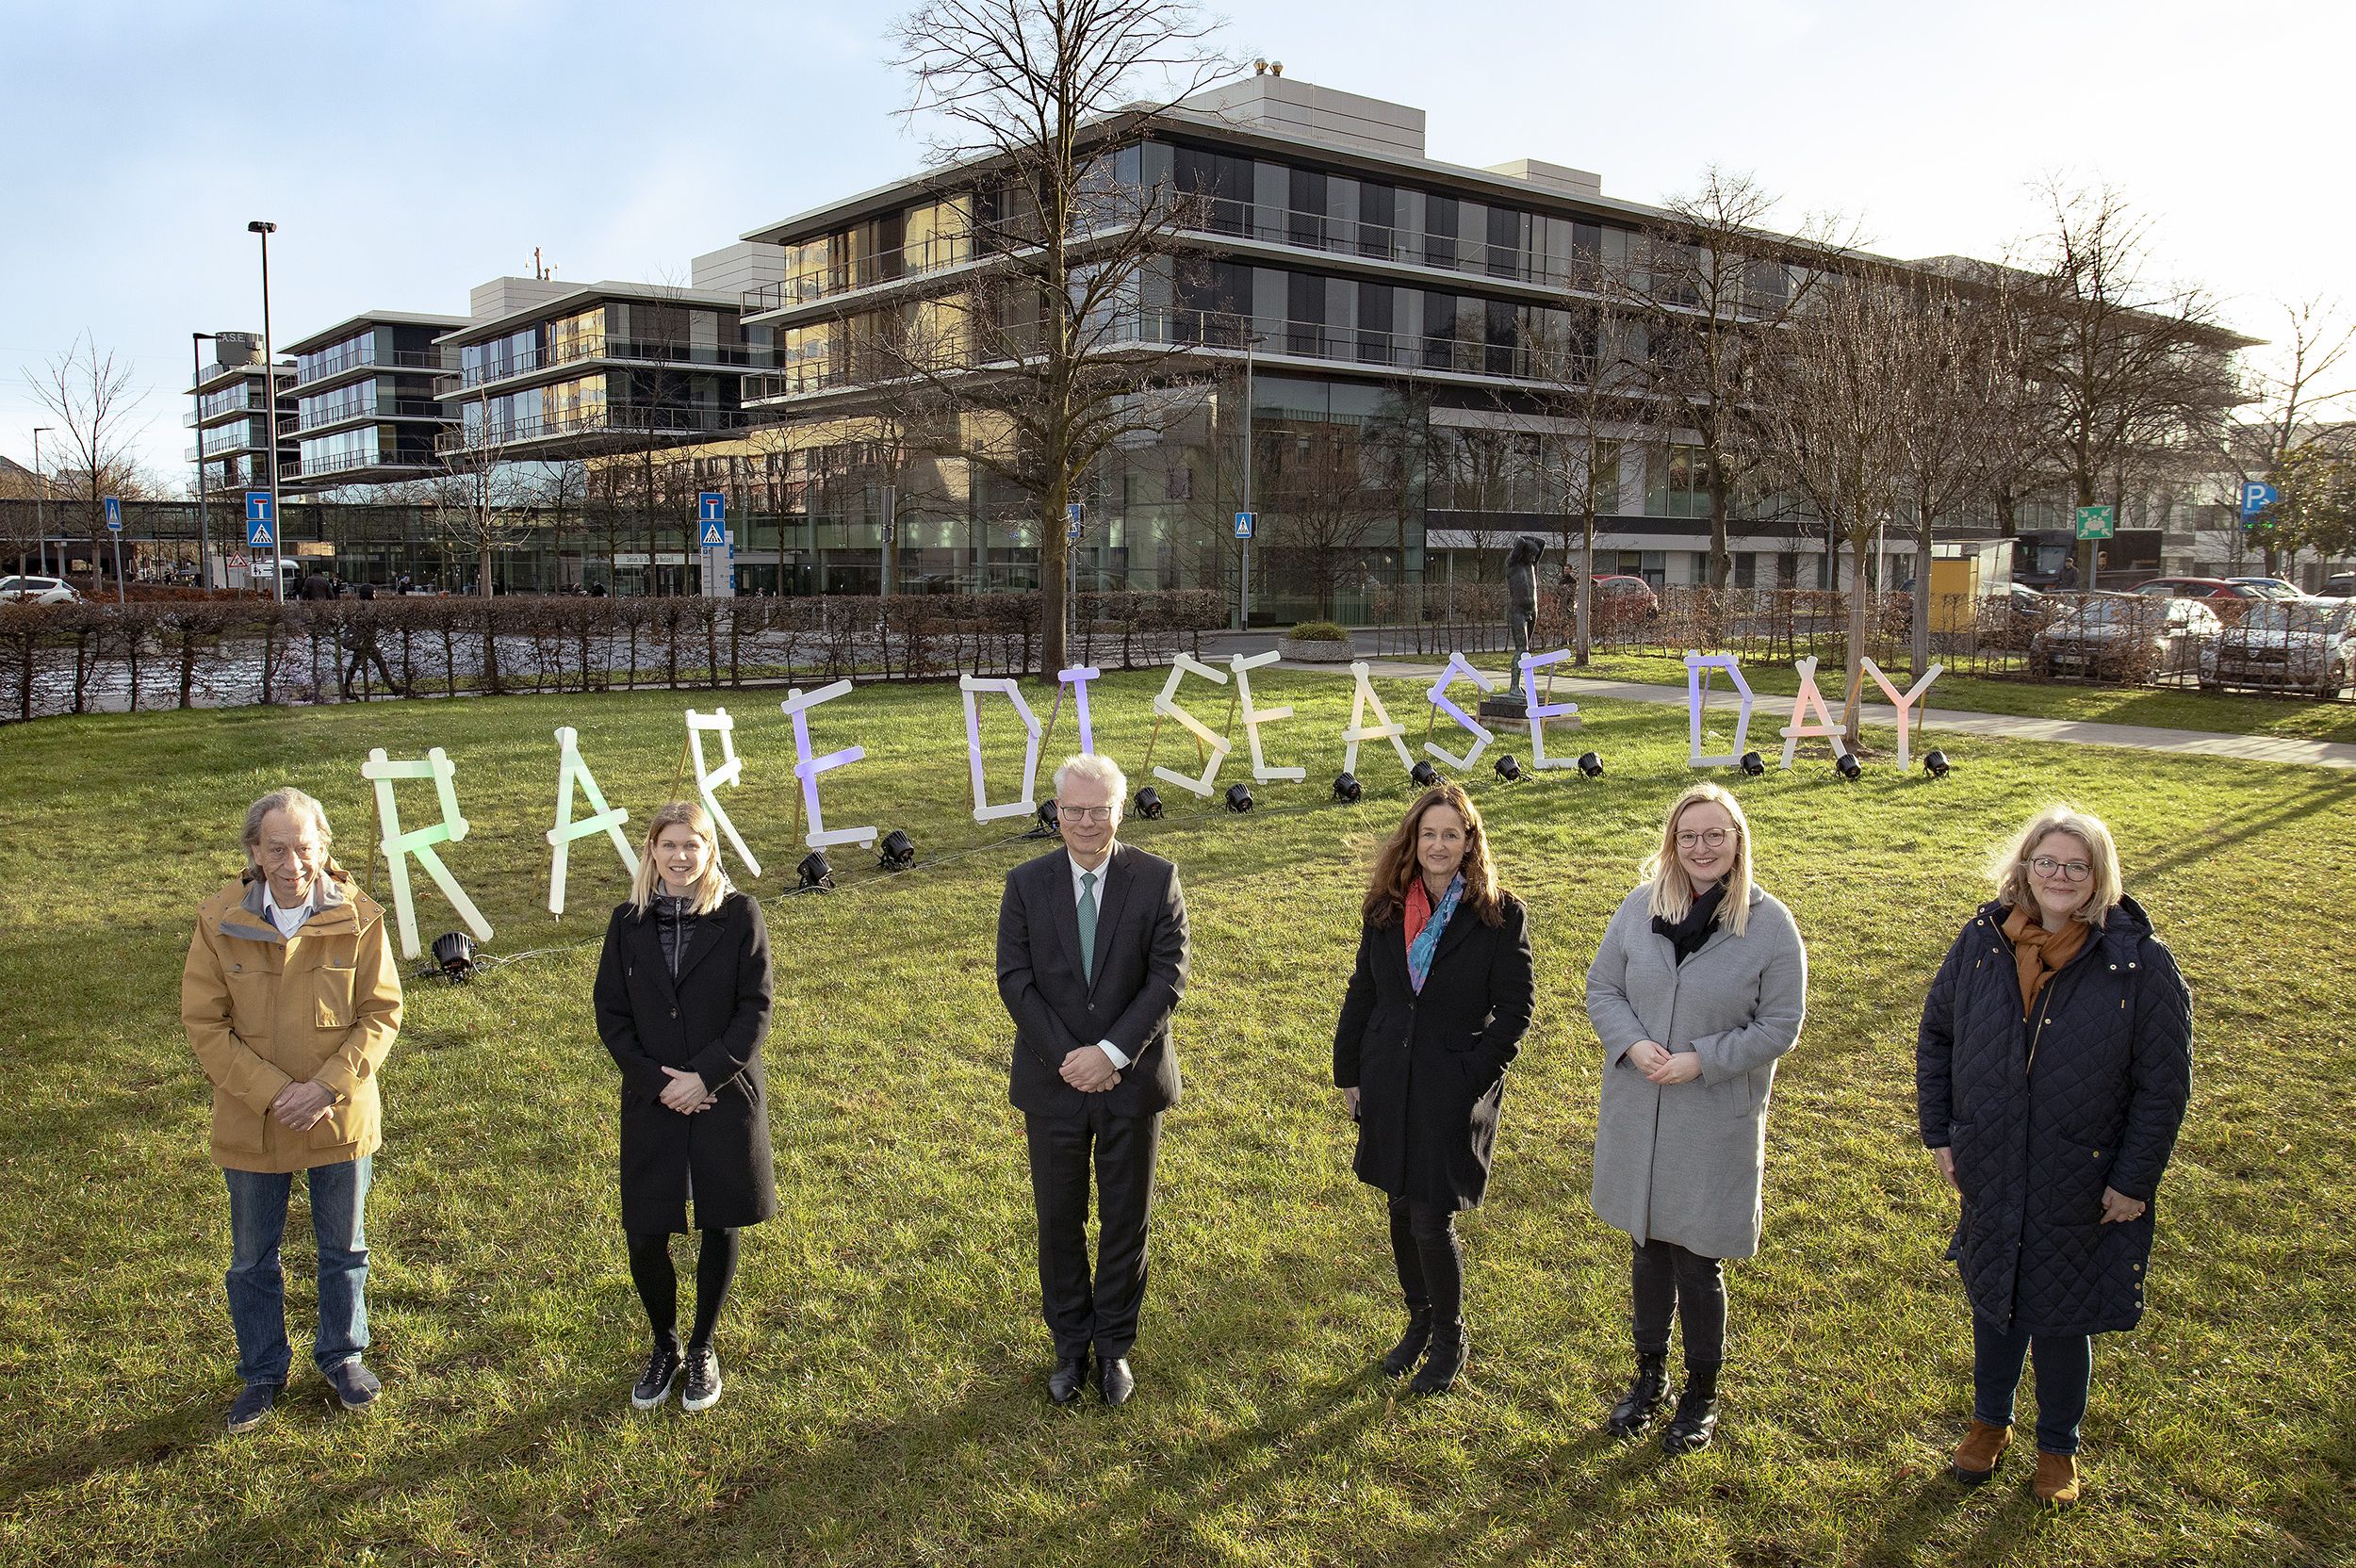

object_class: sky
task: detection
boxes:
[2,0,2347,485]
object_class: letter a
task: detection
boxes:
[1342,661,1414,776]
[1778,657,1852,770]
[547,726,636,918]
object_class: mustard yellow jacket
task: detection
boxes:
[181,868,403,1173]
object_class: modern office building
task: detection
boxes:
[187,332,297,499]
[433,249,779,464]
[281,311,466,489]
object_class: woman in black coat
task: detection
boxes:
[1333,783,1535,1394]
[594,800,777,1414]
[1917,806,2191,1505]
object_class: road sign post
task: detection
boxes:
[695,492,732,598]
[2074,504,2115,593]
[1234,511,1255,630]
[104,497,124,604]
[245,492,278,596]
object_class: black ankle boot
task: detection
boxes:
[1606,1351,1670,1438]
[1380,1307,1434,1378]
[1410,1323,1468,1395]
[1660,1362,1720,1454]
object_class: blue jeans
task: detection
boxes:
[223,1156,371,1385]
[1972,1315,2092,1455]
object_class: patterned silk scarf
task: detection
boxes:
[1404,874,1464,995]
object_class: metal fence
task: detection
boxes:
[0,591,1226,723]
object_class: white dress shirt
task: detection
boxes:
[1069,849,1130,1069]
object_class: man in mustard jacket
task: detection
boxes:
[182,787,402,1432]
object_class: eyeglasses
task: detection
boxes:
[2029,856,2091,882]
[1676,828,1733,850]
[1059,804,1117,823]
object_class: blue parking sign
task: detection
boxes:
[2240,480,2279,516]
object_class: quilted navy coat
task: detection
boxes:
[1916,895,2192,1336]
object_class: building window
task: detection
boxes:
[1733,552,1756,588]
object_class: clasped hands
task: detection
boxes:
[1625,1038,1701,1086]
[1928,1146,2147,1223]
[660,1066,718,1114]
[268,1080,335,1132]
[1059,1045,1123,1094]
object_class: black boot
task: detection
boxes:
[1410,1323,1468,1395]
[1606,1351,1670,1439]
[1660,1361,1720,1454]
[1380,1307,1434,1378]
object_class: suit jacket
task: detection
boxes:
[997,841,1190,1119]
[1333,891,1534,1208]
[593,890,777,1230]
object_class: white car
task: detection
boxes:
[2201,600,2356,697]
[2029,594,2221,683]
[0,575,82,605]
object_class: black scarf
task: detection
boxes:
[1652,878,1728,965]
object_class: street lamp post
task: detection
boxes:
[248,220,284,602]
[31,426,53,578]
[191,332,220,590]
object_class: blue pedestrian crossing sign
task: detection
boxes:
[104,497,122,531]
[1234,511,1255,540]
[698,517,728,547]
[245,491,276,547]
[2240,480,2279,517]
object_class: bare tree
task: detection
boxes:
[880,0,1238,676]
[522,459,588,588]
[432,393,536,596]
[2217,297,2356,575]
[1894,278,2014,676]
[25,334,151,580]
[1750,273,1922,743]
[2015,182,2245,581]
[1628,169,1846,589]
[1258,419,1388,617]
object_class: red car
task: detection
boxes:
[1589,574,1661,616]
[2132,577,2270,600]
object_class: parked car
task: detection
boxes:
[2318,573,2356,600]
[1591,574,1661,616]
[0,575,82,605]
[2029,594,2221,683]
[1981,581,2058,650]
[2224,576,2308,600]
[2201,600,2356,697]
[2133,576,2259,600]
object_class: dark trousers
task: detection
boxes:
[1973,1315,2092,1455]
[627,1227,741,1352]
[1025,1102,1160,1359]
[1630,1237,1726,1368]
[1388,1196,1464,1330]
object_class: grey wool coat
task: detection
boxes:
[1584,883,1808,1260]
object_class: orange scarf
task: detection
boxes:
[2001,903,2090,1020]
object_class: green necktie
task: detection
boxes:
[1077,870,1098,986]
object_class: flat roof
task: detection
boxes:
[435,282,745,347]
[283,310,471,356]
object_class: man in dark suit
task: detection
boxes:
[996,753,1190,1406]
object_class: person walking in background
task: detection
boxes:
[182,788,402,1432]
[594,801,777,1414]
[1333,783,1534,1395]
[1585,783,1807,1453]
[1918,806,2192,1505]
[995,754,1190,1407]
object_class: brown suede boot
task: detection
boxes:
[2033,1450,2080,1505]
[1951,1419,2011,1484]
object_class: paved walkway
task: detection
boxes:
[1314,658,2356,773]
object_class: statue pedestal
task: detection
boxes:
[1477,694,1579,734]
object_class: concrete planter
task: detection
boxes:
[1277,636,1355,663]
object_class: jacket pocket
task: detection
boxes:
[2053,1135,2114,1221]
[315,961,356,1029]
[211,1093,265,1157]
[1947,1120,1975,1189]
[225,961,275,1041]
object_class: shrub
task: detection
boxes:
[1286,621,1350,644]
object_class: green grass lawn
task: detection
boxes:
[1,671,2350,1567]
[1569,651,2356,744]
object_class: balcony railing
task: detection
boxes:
[295,447,439,478]
[434,404,757,453]
[293,344,451,387]
[451,335,756,390]
[296,398,450,433]
[742,306,1598,401]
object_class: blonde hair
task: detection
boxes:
[1642,782,1755,938]
[1990,804,2122,927]
[1052,753,1129,806]
[629,800,731,916]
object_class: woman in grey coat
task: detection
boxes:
[1584,782,1807,1453]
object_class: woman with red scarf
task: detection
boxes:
[1333,784,1534,1394]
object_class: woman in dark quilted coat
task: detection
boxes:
[1917,806,2191,1506]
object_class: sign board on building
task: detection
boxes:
[614,552,652,567]
[654,552,688,566]
[294,541,335,557]
[2073,504,2116,541]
